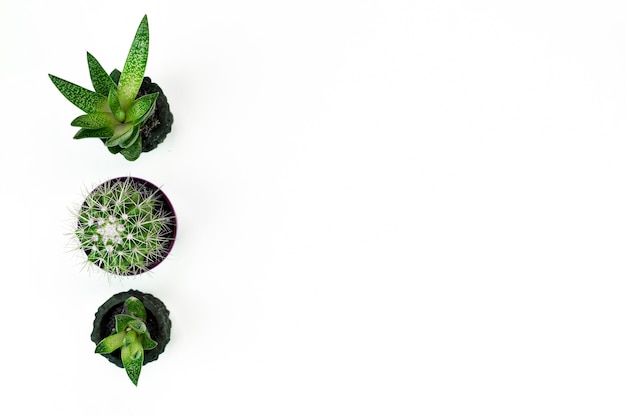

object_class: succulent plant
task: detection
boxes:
[49,15,158,161]
[74,176,176,276]
[95,296,158,385]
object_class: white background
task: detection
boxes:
[1,0,625,415]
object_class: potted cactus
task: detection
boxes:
[92,290,172,386]
[73,176,177,276]
[49,15,173,161]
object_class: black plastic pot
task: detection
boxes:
[138,76,174,153]
[91,290,172,368]
[78,176,177,276]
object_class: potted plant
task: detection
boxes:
[73,176,177,276]
[49,15,173,161]
[92,290,172,386]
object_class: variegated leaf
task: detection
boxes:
[126,92,158,124]
[95,332,125,354]
[119,126,140,149]
[87,52,117,96]
[125,296,147,320]
[121,344,144,386]
[70,112,116,129]
[118,15,149,110]
[49,74,107,113]
[120,135,143,161]
[74,126,114,139]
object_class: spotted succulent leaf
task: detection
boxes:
[118,15,149,110]
[71,112,116,129]
[87,52,117,96]
[120,137,143,161]
[126,297,148,320]
[126,92,158,124]
[48,74,107,113]
[128,320,147,334]
[121,343,143,386]
[119,126,141,149]
[142,333,158,350]
[105,124,134,147]
[74,127,114,139]
[95,332,126,354]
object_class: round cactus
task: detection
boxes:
[74,176,176,276]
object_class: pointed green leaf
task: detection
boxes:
[125,296,147,320]
[104,123,133,147]
[95,332,125,354]
[120,136,143,161]
[128,319,147,334]
[142,332,158,350]
[108,88,125,122]
[110,69,121,84]
[70,112,116,129]
[74,126,114,139]
[118,15,149,110]
[49,74,107,112]
[87,52,117,96]
[107,144,122,154]
[125,92,158,124]
[119,126,140,149]
[121,344,143,386]
[115,314,137,333]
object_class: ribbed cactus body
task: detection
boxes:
[75,177,176,276]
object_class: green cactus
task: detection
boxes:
[74,176,176,276]
[95,296,158,386]
[49,15,158,161]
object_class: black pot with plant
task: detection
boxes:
[49,15,173,161]
[91,290,172,385]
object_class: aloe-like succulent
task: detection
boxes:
[95,296,157,385]
[74,176,176,276]
[49,15,157,161]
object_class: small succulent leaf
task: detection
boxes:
[121,344,143,386]
[130,340,143,360]
[142,332,158,350]
[118,15,149,110]
[49,74,107,112]
[119,126,140,149]
[119,136,142,161]
[87,52,117,96]
[104,136,122,147]
[125,92,158,124]
[95,332,126,354]
[123,330,138,346]
[74,127,114,139]
[115,314,137,333]
[110,69,121,84]
[108,88,125,122]
[70,112,116,129]
[125,296,147,320]
[128,319,147,334]
[104,123,133,147]
[107,144,122,154]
